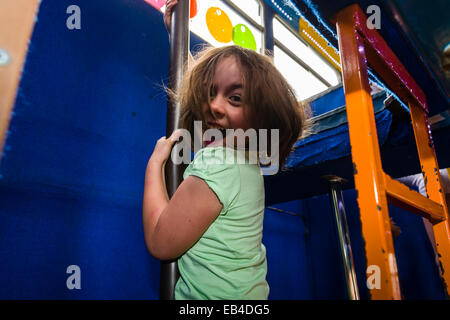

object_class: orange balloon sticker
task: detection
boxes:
[205,7,233,43]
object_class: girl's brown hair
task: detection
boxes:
[171,45,307,169]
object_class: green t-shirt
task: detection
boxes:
[175,146,269,300]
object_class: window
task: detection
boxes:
[158,1,341,100]
[161,0,264,53]
[189,0,264,53]
[226,0,262,25]
[274,46,328,100]
[273,16,340,100]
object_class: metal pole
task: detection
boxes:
[326,176,360,300]
[160,0,190,300]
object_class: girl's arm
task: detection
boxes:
[143,132,223,260]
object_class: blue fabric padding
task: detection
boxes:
[308,86,346,117]
[300,193,350,299]
[0,186,158,299]
[263,201,313,299]
[388,204,446,299]
[308,91,387,133]
[286,92,391,169]
[265,185,446,299]
[0,0,170,299]
[301,188,446,300]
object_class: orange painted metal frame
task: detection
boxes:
[336,4,450,299]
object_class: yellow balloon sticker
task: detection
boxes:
[205,7,233,43]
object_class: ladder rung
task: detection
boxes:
[384,174,445,223]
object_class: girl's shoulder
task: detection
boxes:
[184,147,244,214]
[190,146,248,167]
[185,145,262,178]
[184,146,262,184]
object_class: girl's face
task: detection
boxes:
[202,56,250,147]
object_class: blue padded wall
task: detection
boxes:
[0,0,171,299]
[0,0,445,300]
[293,189,445,300]
[263,201,312,299]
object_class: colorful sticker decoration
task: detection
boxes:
[205,7,233,43]
[204,7,256,51]
[232,24,256,51]
[145,0,197,18]
[190,0,198,19]
[144,0,165,10]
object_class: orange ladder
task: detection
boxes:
[335,4,450,299]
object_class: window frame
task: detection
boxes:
[220,0,266,53]
[162,0,343,93]
[183,0,266,54]
[272,14,342,89]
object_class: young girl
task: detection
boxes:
[142,0,306,299]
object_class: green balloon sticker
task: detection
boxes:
[232,24,256,51]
